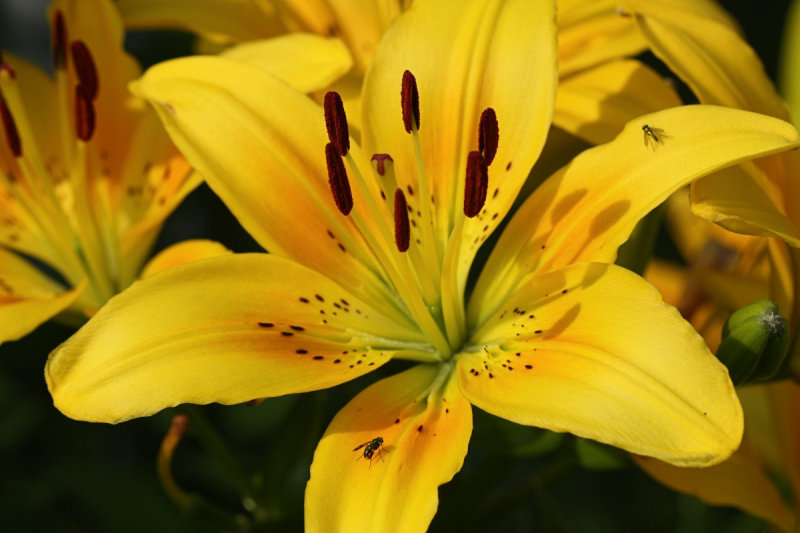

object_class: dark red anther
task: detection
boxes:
[0,97,21,157]
[401,70,420,133]
[0,60,15,80]
[394,188,410,252]
[71,41,98,100]
[75,84,95,142]
[325,142,353,215]
[52,10,67,70]
[324,91,349,156]
[371,153,393,176]
[479,108,499,166]
[464,151,488,217]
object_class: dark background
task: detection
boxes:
[0,1,795,531]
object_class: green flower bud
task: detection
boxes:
[716,299,790,385]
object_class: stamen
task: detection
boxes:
[0,60,16,80]
[371,153,393,176]
[401,70,420,133]
[394,188,410,252]
[52,10,67,70]
[323,91,349,156]
[75,84,95,142]
[464,151,488,217]
[0,97,21,157]
[325,142,353,215]
[71,41,98,100]
[479,108,499,166]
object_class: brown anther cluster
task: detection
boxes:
[463,107,499,217]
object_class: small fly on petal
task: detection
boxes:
[642,124,667,150]
[353,436,387,467]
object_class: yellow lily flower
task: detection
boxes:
[46,0,800,529]
[0,0,199,344]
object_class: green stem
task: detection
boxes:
[180,405,259,508]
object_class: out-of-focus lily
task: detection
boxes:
[632,4,800,526]
[642,253,800,531]
[0,0,199,344]
[556,0,800,372]
[116,0,410,126]
[45,0,800,529]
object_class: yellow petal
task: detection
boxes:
[361,0,557,289]
[781,0,800,122]
[621,0,788,119]
[469,105,800,327]
[638,382,800,532]
[620,0,800,245]
[132,56,393,307]
[305,364,471,533]
[139,239,231,279]
[2,54,62,173]
[116,109,199,288]
[46,254,427,423]
[461,263,742,466]
[117,0,277,43]
[691,161,800,246]
[322,0,402,74]
[554,59,681,145]
[635,447,793,531]
[557,0,647,77]
[219,34,353,94]
[0,248,85,343]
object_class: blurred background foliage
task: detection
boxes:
[0,0,795,531]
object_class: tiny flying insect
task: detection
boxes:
[642,124,667,150]
[353,436,387,467]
